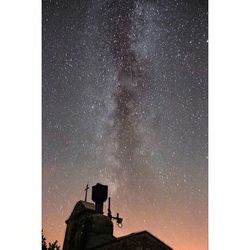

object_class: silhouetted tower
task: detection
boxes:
[62,183,172,250]
[63,183,122,250]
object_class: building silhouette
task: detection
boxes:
[63,183,173,250]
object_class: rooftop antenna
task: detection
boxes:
[107,197,123,228]
[84,184,89,202]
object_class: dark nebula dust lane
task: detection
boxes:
[43,1,208,249]
[109,1,151,188]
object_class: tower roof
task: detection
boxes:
[65,200,95,224]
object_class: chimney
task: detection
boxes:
[91,183,108,214]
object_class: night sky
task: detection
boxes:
[42,1,208,250]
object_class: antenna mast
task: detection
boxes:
[107,197,123,228]
[108,197,112,219]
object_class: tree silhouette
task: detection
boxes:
[42,230,47,250]
[48,240,60,250]
[42,230,60,250]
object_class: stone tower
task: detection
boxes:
[62,183,173,250]
[63,184,115,250]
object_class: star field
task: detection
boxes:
[43,1,208,249]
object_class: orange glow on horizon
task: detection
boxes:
[42,192,207,250]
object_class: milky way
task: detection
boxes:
[43,1,208,249]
